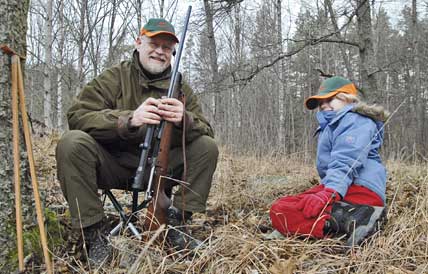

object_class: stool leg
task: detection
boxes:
[104,190,142,240]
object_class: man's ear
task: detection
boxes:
[135,37,142,45]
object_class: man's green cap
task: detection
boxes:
[140,18,179,43]
[304,76,358,110]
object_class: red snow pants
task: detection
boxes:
[269,184,384,238]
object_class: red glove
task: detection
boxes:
[296,187,340,219]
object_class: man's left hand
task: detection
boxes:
[158,97,184,126]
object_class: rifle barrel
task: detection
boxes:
[167,5,192,99]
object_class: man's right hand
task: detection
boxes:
[130,97,162,127]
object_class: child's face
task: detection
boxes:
[318,96,348,112]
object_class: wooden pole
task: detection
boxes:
[11,55,24,272]
[16,57,53,274]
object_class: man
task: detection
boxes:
[56,18,218,265]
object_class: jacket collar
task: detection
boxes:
[329,103,355,125]
[314,104,355,136]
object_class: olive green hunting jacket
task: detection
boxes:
[67,51,214,168]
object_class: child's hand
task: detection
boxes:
[297,187,339,218]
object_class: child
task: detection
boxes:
[270,76,389,246]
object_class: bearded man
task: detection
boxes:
[56,18,218,265]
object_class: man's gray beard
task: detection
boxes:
[142,61,168,75]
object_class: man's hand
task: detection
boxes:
[157,97,184,126]
[131,97,162,126]
[296,187,340,219]
[130,97,184,127]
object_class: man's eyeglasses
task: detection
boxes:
[147,41,174,54]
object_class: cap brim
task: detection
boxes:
[144,30,179,43]
[304,91,340,110]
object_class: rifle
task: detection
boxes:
[131,6,192,232]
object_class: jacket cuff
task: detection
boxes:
[174,111,194,131]
[322,182,346,200]
[118,113,144,140]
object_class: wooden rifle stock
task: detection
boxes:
[144,121,173,230]
[144,77,182,231]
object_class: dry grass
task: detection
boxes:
[32,135,428,274]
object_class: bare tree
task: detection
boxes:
[133,0,145,32]
[43,0,53,129]
[21,0,428,160]
[76,0,88,94]
[0,0,33,269]
[276,0,288,151]
[57,0,65,130]
[160,0,165,17]
[232,2,243,133]
[106,0,134,67]
[356,0,377,93]
[409,0,427,154]
[203,0,221,124]
[325,0,354,80]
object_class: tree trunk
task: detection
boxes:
[57,0,65,131]
[276,0,287,152]
[76,0,87,95]
[233,3,242,132]
[107,0,117,67]
[411,0,425,155]
[0,0,33,268]
[160,0,165,17]
[136,0,143,31]
[356,0,377,93]
[43,0,53,129]
[203,0,220,121]
[325,0,354,80]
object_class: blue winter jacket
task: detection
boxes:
[315,103,387,203]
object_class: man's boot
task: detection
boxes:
[83,218,112,267]
[324,201,387,246]
[166,207,202,250]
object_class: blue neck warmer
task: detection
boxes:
[316,110,337,130]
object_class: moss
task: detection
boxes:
[3,208,66,271]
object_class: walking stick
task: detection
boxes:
[11,54,24,272]
[16,56,53,274]
[2,44,53,274]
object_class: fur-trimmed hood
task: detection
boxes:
[352,102,390,122]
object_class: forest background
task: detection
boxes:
[0,0,427,273]
[24,0,427,159]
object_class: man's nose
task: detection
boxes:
[154,46,165,54]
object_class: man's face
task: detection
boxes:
[136,34,176,74]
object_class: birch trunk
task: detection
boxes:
[276,0,287,152]
[43,0,53,129]
[57,0,65,130]
[233,3,242,130]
